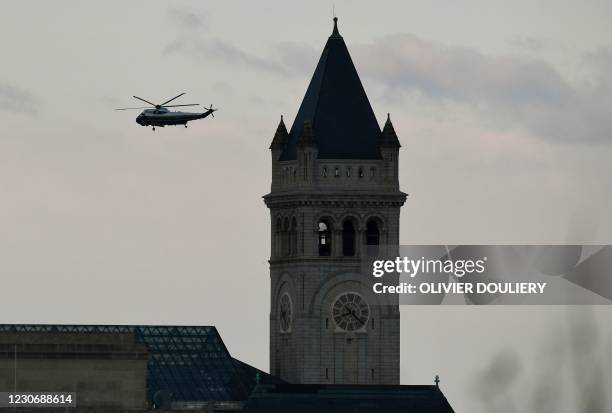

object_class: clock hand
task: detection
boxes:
[349,310,366,325]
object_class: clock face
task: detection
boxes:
[332,292,369,332]
[279,293,292,333]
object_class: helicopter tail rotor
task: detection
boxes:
[198,105,217,119]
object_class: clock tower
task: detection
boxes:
[264,18,406,385]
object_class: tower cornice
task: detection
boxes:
[263,192,407,209]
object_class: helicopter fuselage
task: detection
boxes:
[136,108,215,128]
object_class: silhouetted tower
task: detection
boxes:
[264,18,406,384]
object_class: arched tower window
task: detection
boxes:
[290,217,298,256]
[282,218,290,257]
[366,219,380,256]
[275,218,282,257]
[342,219,356,257]
[318,220,332,256]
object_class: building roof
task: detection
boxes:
[0,324,282,404]
[280,18,383,160]
[242,383,456,413]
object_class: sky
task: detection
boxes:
[1,1,611,412]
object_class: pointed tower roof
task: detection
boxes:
[269,115,289,149]
[380,113,401,147]
[280,18,382,160]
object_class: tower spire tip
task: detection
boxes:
[332,16,340,36]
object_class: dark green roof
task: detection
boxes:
[281,18,382,160]
[242,383,456,413]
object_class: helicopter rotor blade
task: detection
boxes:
[115,106,150,111]
[133,96,156,106]
[162,104,200,108]
[160,92,186,106]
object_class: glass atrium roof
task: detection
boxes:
[0,324,271,402]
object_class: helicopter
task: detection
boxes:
[115,93,216,131]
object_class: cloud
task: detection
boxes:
[584,47,612,98]
[276,41,319,76]
[168,8,209,30]
[162,11,612,144]
[471,349,521,412]
[348,34,612,143]
[468,309,611,413]
[164,8,290,76]
[508,36,554,53]
[0,83,39,115]
[164,37,290,76]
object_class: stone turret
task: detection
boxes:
[380,114,401,188]
[270,115,289,191]
[380,113,401,148]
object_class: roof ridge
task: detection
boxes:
[309,21,345,131]
[306,47,329,133]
